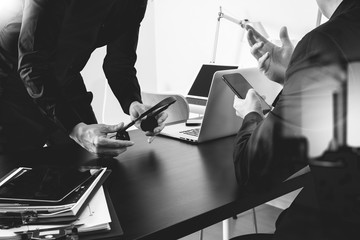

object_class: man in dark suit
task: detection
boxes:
[0,0,166,156]
[231,0,360,239]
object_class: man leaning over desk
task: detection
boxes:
[0,0,167,156]
[231,0,360,239]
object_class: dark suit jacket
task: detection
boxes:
[1,0,147,131]
[233,0,360,188]
[233,0,360,238]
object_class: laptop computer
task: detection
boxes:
[186,64,238,114]
[160,67,282,143]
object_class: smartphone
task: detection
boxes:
[222,73,271,114]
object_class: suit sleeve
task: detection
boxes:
[233,30,346,190]
[102,2,147,114]
[18,0,61,99]
[18,0,101,132]
[103,27,142,114]
[233,104,309,191]
[17,0,89,132]
[233,112,264,186]
[233,111,291,190]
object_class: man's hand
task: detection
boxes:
[233,89,264,119]
[69,122,134,157]
[129,101,168,136]
[246,25,294,84]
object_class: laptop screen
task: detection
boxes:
[187,64,238,98]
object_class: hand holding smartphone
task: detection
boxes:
[222,73,271,114]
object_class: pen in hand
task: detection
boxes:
[147,136,156,144]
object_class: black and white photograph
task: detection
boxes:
[1,0,359,239]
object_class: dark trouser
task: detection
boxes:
[0,80,72,153]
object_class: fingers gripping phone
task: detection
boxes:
[222,73,271,114]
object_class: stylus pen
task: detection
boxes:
[121,103,161,132]
[121,120,136,132]
[148,136,156,144]
[121,110,150,132]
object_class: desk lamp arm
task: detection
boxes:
[211,6,267,63]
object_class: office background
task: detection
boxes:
[0,0,323,123]
[83,0,321,124]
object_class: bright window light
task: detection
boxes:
[0,0,23,27]
[0,0,22,11]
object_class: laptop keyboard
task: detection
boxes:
[180,128,200,137]
[186,97,207,106]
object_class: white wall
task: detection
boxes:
[0,0,23,29]
[82,0,321,124]
[153,0,320,94]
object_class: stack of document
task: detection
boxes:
[10,186,112,235]
[0,166,112,236]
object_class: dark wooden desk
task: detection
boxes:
[0,130,309,240]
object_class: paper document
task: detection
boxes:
[0,167,108,219]
[11,186,111,234]
[0,229,21,240]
